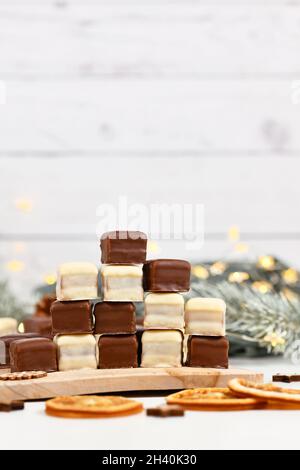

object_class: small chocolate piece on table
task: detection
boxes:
[51,300,93,335]
[94,301,136,334]
[101,230,147,264]
[0,401,24,412]
[98,334,138,369]
[146,405,185,417]
[186,336,229,369]
[143,259,191,293]
[23,316,53,337]
[273,374,300,383]
[10,338,58,373]
[10,400,25,410]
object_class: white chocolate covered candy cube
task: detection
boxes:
[0,317,18,336]
[54,334,97,371]
[141,330,182,368]
[56,262,98,301]
[144,293,184,329]
[185,297,226,336]
[101,265,143,302]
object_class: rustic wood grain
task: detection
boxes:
[0,80,298,155]
[0,3,299,79]
[1,157,299,234]
[0,367,264,402]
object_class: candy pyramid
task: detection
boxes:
[3,231,229,372]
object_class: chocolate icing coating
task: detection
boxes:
[143,259,191,292]
[186,336,229,368]
[0,401,24,412]
[94,302,136,334]
[0,333,43,367]
[51,300,93,335]
[100,230,147,264]
[98,334,138,369]
[23,316,53,337]
[10,338,58,373]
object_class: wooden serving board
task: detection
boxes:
[0,367,263,402]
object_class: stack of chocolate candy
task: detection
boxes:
[141,259,191,368]
[96,231,147,368]
[0,230,229,373]
[51,262,99,371]
[2,262,99,373]
[184,298,229,368]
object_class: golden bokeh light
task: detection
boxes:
[210,261,227,276]
[228,225,240,242]
[5,260,25,272]
[15,198,33,213]
[43,273,57,286]
[257,255,276,271]
[282,268,299,285]
[147,241,160,254]
[192,265,209,279]
[282,287,298,302]
[263,333,285,348]
[234,243,249,254]
[228,271,250,283]
[252,281,272,294]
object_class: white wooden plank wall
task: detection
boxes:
[0,0,299,303]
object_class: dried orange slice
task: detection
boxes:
[46,395,143,418]
[229,378,300,406]
[166,387,264,411]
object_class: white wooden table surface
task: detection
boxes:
[1,356,300,450]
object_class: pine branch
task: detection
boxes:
[0,280,26,322]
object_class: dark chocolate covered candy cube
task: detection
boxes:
[100,231,147,264]
[94,302,136,334]
[0,334,42,368]
[23,316,53,338]
[10,338,58,373]
[186,336,229,368]
[143,259,191,292]
[51,300,93,335]
[98,334,138,369]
